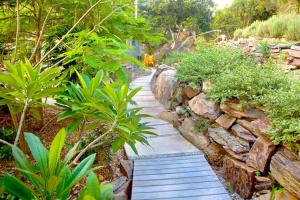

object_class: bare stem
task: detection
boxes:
[34,0,104,67]
[29,8,52,62]
[0,139,13,147]
[13,0,20,63]
[72,125,115,164]
[14,101,28,146]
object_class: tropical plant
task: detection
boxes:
[0,59,64,150]
[56,71,156,162]
[78,172,114,200]
[1,129,97,200]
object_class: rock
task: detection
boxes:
[188,93,221,120]
[152,69,178,109]
[291,45,300,51]
[179,118,210,150]
[257,192,271,200]
[208,127,250,154]
[291,58,300,67]
[236,118,271,137]
[231,124,257,143]
[113,176,128,192]
[224,156,256,199]
[277,44,291,49]
[181,85,200,100]
[158,111,180,128]
[174,87,183,105]
[274,189,300,200]
[255,176,272,191]
[215,114,236,129]
[120,160,133,179]
[114,180,132,200]
[289,49,300,58]
[203,142,226,167]
[270,147,300,198]
[202,80,212,92]
[220,101,266,119]
[271,48,281,54]
[246,136,276,173]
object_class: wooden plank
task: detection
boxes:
[133,175,220,187]
[133,181,223,193]
[133,170,215,181]
[134,157,206,166]
[134,154,206,163]
[161,194,231,200]
[132,187,228,200]
[134,161,209,171]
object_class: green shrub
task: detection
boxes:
[263,80,300,150]
[256,41,271,59]
[176,46,253,85]
[242,21,260,38]
[234,29,243,39]
[286,15,300,40]
[267,16,286,38]
[256,21,269,37]
[175,46,299,151]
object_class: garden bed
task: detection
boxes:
[151,45,300,199]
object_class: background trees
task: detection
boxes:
[140,0,214,39]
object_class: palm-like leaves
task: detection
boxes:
[0,59,64,115]
[2,129,95,200]
[56,71,155,157]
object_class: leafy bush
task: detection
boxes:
[256,21,269,37]
[1,129,108,200]
[267,15,286,38]
[286,15,300,40]
[176,46,253,85]
[256,41,271,59]
[234,29,243,39]
[263,80,300,150]
[175,46,299,151]
[207,64,289,106]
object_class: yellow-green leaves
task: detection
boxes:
[48,128,66,174]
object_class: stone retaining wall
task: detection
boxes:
[151,66,300,200]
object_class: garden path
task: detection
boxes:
[125,70,231,200]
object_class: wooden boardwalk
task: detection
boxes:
[125,70,231,200]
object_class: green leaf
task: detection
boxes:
[3,174,37,200]
[49,128,66,174]
[24,132,49,174]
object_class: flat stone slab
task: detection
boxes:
[125,134,201,160]
[132,155,230,200]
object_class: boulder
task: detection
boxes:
[158,111,180,128]
[289,49,300,59]
[179,118,210,150]
[274,189,300,200]
[152,68,178,109]
[270,147,300,198]
[215,114,236,129]
[291,58,300,67]
[236,118,271,137]
[220,101,266,119]
[246,136,276,173]
[204,142,226,167]
[181,85,200,100]
[231,124,257,143]
[255,176,272,191]
[188,93,221,120]
[291,44,300,51]
[208,127,250,154]
[224,156,256,199]
[277,44,292,49]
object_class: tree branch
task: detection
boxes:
[13,0,20,63]
[34,0,104,68]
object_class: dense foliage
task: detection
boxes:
[234,13,300,40]
[173,46,300,150]
[141,0,214,39]
[213,0,300,37]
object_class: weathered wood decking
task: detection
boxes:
[125,70,231,200]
